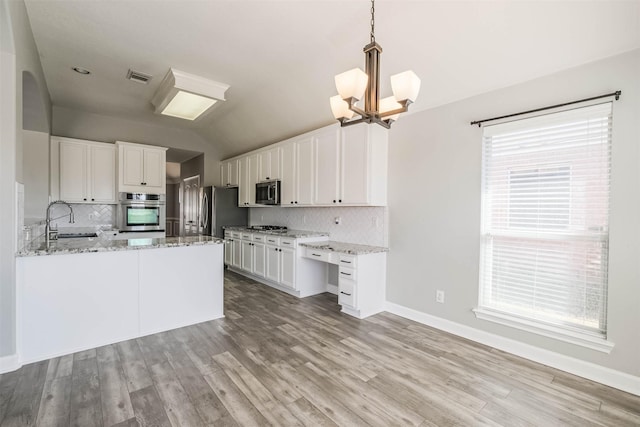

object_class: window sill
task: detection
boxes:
[472,307,615,354]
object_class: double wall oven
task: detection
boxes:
[117,193,166,232]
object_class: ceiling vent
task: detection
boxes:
[126,69,152,84]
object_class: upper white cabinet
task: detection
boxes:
[116,141,167,194]
[340,124,388,206]
[222,122,388,208]
[220,159,239,187]
[259,147,281,181]
[238,154,260,206]
[57,137,116,204]
[314,127,340,205]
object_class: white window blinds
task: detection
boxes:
[479,102,612,338]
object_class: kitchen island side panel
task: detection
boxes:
[18,250,140,364]
[139,244,224,336]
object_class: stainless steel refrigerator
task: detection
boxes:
[199,186,248,237]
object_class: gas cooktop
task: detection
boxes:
[248,225,288,231]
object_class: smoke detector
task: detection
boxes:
[126,69,152,84]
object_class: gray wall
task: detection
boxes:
[387,49,640,376]
[22,129,49,223]
[1,0,51,359]
[180,154,205,183]
[52,106,222,186]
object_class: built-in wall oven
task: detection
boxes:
[117,193,166,232]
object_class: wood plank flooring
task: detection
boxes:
[0,270,638,426]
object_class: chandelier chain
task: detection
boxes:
[370,0,375,43]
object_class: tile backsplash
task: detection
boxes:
[249,206,388,247]
[49,203,117,229]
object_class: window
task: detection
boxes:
[476,103,612,351]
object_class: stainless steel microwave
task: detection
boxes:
[255,180,280,205]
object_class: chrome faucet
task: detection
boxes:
[45,200,75,245]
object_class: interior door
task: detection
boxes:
[183,175,200,235]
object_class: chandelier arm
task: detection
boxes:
[379,100,413,118]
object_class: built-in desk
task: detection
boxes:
[300,241,388,319]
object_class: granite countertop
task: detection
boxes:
[299,240,388,255]
[17,235,224,257]
[224,226,329,239]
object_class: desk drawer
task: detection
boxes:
[338,280,356,308]
[338,255,357,268]
[338,267,356,281]
[305,248,330,262]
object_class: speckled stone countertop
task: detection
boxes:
[224,227,329,239]
[16,235,224,257]
[299,241,388,255]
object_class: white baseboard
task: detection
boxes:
[385,301,640,397]
[0,354,21,374]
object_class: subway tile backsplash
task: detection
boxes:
[249,206,388,247]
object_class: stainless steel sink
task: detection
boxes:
[57,233,98,239]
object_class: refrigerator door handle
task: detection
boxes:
[201,192,209,229]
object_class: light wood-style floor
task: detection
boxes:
[1,270,639,426]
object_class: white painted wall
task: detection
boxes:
[52,106,222,187]
[249,206,388,248]
[22,129,49,223]
[387,49,640,377]
[0,0,51,362]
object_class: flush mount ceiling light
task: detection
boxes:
[151,68,230,121]
[330,0,421,129]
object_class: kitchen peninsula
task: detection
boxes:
[16,235,224,364]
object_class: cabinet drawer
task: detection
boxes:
[253,234,265,243]
[338,280,356,307]
[241,233,253,240]
[305,248,330,262]
[338,255,357,268]
[231,231,242,239]
[338,267,356,281]
[265,236,280,246]
[280,237,295,248]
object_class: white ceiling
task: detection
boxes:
[24,1,640,158]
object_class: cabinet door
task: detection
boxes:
[341,125,370,204]
[280,143,296,205]
[259,151,270,181]
[90,144,116,203]
[280,247,296,289]
[248,153,260,205]
[224,239,233,265]
[221,160,239,187]
[241,240,254,272]
[121,145,145,187]
[314,128,340,205]
[143,149,165,190]
[253,242,266,277]
[268,147,281,180]
[266,245,280,282]
[238,157,249,206]
[295,137,314,205]
[232,239,242,268]
[59,141,87,202]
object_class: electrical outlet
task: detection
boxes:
[334,217,341,225]
[88,213,94,220]
[372,217,378,228]
[303,215,307,224]
[261,215,264,221]
[436,290,445,304]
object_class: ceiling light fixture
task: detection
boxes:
[72,67,91,75]
[330,0,421,129]
[151,68,229,121]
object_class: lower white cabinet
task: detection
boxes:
[226,229,328,297]
[303,249,387,319]
[224,239,233,265]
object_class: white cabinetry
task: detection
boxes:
[228,230,328,297]
[220,159,239,187]
[280,143,296,205]
[238,154,260,207]
[259,147,281,181]
[303,249,386,319]
[314,127,340,205]
[57,137,116,204]
[116,141,167,194]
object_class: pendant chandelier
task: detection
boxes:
[330,0,421,129]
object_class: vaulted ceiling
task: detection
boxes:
[24,1,640,158]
